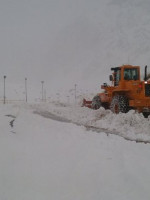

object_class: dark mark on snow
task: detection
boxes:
[10,119,15,128]
[5,114,16,133]
[10,131,16,134]
[5,114,16,119]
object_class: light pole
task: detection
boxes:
[25,78,27,102]
[41,81,44,101]
[3,76,6,104]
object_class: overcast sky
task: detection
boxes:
[0,0,83,80]
[0,0,108,100]
[0,0,150,101]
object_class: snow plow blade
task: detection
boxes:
[82,98,92,108]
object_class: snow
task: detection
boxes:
[1,102,150,200]
[34,102,150,143]
[1,0,150,199]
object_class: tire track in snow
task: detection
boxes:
[33,110,72,123]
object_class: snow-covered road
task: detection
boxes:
[0,103,150,200]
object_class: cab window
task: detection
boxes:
[124,68,139,80]
[114,69,121,86]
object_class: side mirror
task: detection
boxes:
[109,75,113,81]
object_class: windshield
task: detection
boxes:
[124,68,139,80]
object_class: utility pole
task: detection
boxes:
[25,78,27,102]
[3,76,6,104]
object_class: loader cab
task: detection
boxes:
[110,66,140,87]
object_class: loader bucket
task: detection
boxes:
[82,98,92,108]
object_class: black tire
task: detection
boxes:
[91,95,101,110]
[110,95,129,114]
[143,112,150,118]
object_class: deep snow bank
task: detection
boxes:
[33,102,150,143]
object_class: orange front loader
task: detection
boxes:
[83,65,150,117]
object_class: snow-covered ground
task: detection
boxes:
[1,102,150,200]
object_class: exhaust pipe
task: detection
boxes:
[144,65,147,81]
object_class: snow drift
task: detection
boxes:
[33,102,150,143]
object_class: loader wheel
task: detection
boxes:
[110,95,129,114]
[143,112,150,118]
[91,95,101,110]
